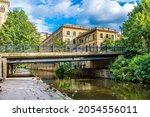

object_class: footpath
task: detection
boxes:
[0,78,69,100]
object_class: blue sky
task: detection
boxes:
[9,0,140,33]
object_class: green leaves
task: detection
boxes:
[56,62,72,79]
[0,9,40,46]
[110,54,150,83]
[121,0,150,52]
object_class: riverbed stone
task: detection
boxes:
[0,78,65,100]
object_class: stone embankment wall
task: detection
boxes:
[73,69,111,78]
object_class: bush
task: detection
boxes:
[56,62,72,79]
[129,54,150,82]
[110,54,150,83]
[110,56,132,81]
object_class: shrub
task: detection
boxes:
[129,54,150,82]
[110,54,150,83]
[56,62,72,79]
[110,56,132,81]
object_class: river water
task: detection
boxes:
[31,70,150,100]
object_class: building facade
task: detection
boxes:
[0,0,9,26]
[43,24,89,46]
[77,27,118,48]
[43,24,120,49]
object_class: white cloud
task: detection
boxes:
[9,0,80,32]
[77,0,136,31]
[9,0,138,32]
[112,0,140,2]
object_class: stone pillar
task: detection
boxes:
[2,58,7,80]
[0,55,2,81]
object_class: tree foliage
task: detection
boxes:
[0,9,40,46]
[110,54,150,83]
[121,0,150,52]
[101,38,115,46]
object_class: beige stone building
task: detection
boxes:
[0,0,9,26]
[43,24,89,46]
[43,24,120,49]
[76,27,118,47]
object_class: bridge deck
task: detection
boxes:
[0,52,122,59]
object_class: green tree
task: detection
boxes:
[101,38,115,46]
[52,37,67,52]
[121,0,150,52]
[0,9,40,46]
[53,37,67,47]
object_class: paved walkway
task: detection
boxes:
[0,78,64,100]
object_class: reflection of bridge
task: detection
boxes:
[0,45,125,80]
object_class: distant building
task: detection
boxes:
[40,32,51,42]
[43,24,89,46]
[0,0,9,26]
[76,27,118,47]
[43,24,120,48]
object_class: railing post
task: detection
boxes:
[5,45,8,53]
[114,46,116,52]
[76,46,78,52]
[89,46,91,52]
[37,46,40,52]
[22,45,25,52]
[105,45,107,53]
[0,55,2,81]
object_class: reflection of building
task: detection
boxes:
[43,24,120,47]
[43,24,89,46]
[0,0,9,26]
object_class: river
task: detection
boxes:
[31,70,150,100]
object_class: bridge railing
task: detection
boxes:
[0,45,126,53]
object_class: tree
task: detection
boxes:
[0,9,40,46]
[121,0,150,52]
[52,37,67,52]
[101,38,115,46]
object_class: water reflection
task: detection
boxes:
[32,70,150,100]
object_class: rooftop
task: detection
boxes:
[62,24,90,30]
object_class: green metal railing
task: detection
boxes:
[0,45,126,53]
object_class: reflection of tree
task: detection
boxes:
[53,79,79,91]
[111,82,150,100]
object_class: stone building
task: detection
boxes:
[76,27,118,47]
[43,24,89,46]
[43,24,120,48]
[0,0,9,26]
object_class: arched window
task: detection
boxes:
[0,6,5,12]
[67,39,70,45]
[73,31,76,36]
[66,31,70,36]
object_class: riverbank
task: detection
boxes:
[0,77,71,100]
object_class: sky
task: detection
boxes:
[9,0,141,33]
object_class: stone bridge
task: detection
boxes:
[0,45,125,80]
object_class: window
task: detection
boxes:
[112,35,114,39]
[79,39,84,44]
[73,39,76,45]
[92,34,95,40]
[100,33,103,38]
[0,6,5,12]
[106,34,109,38]
[59,31,62,37]
[66,31,70,36]
[67,39,70,45]
[73,31,76,36]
